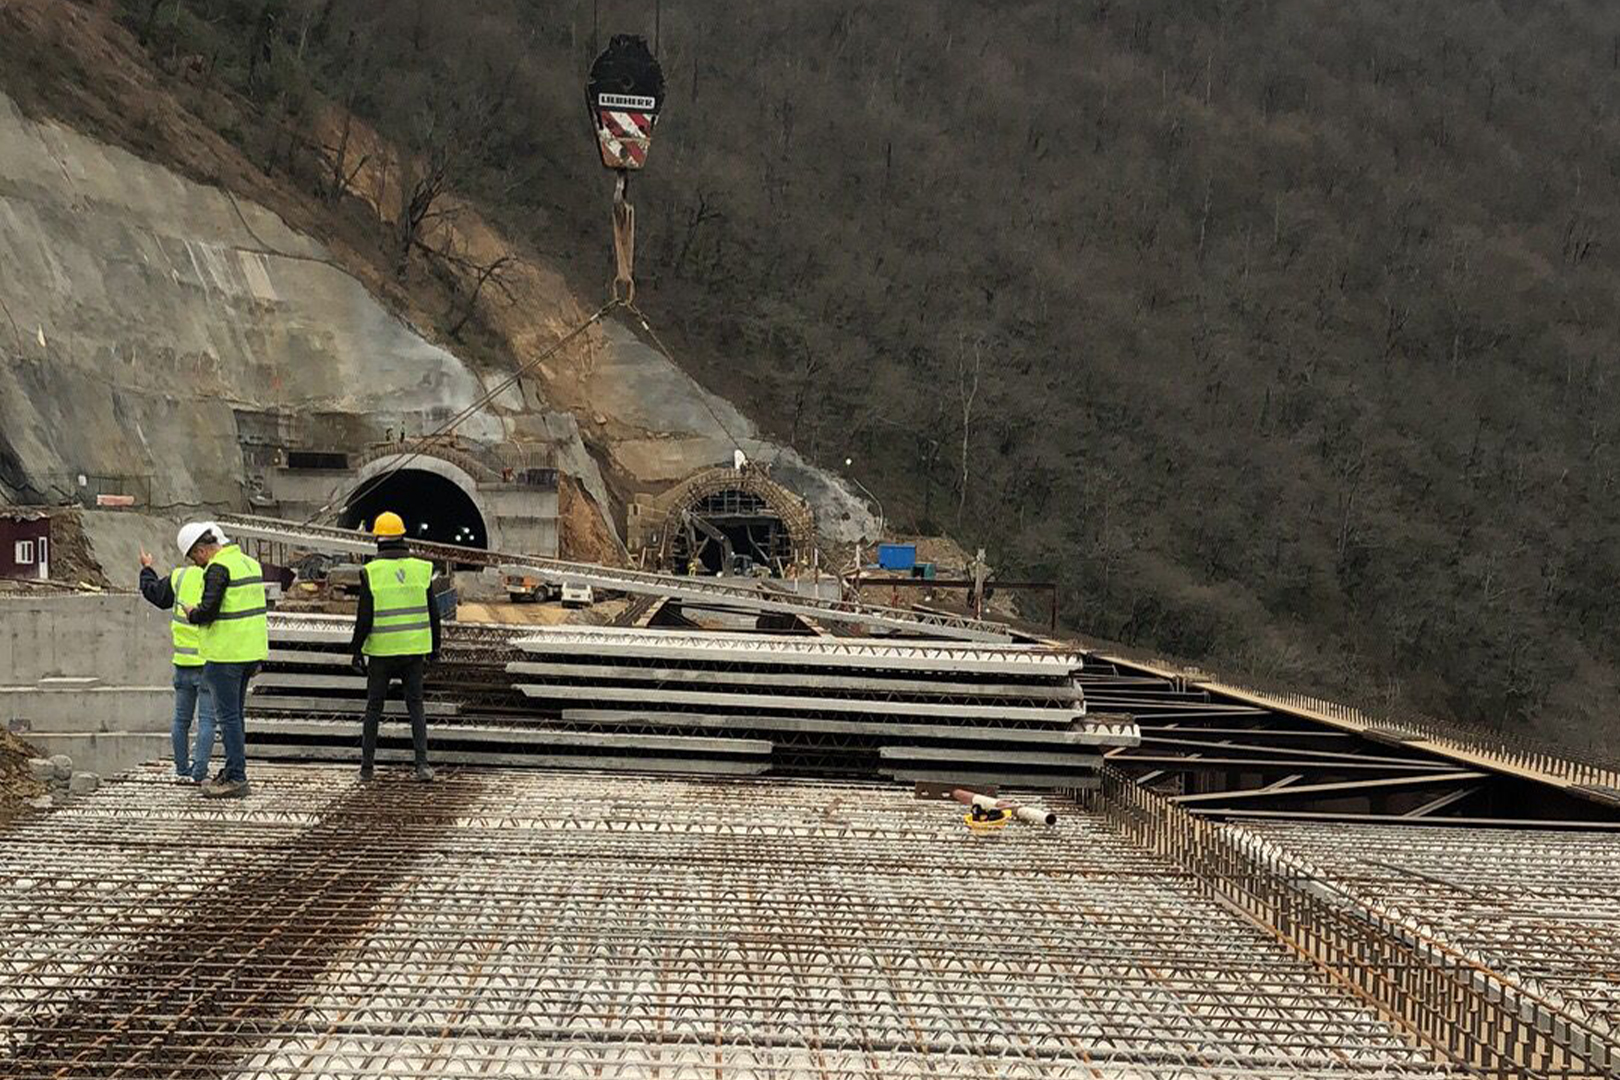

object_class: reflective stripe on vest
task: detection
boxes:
[362,557,434,657]
[170,565,205,667]
[199,545,269,664]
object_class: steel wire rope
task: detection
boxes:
[302,300,621,527]
[624,300,746,453]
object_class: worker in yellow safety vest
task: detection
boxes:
[178,523,268,799]
[138,525,218,784]
[348,511,441,782]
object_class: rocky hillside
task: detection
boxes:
[0,0,874,567]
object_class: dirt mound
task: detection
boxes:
[0,728,47,828]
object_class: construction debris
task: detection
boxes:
[0,729,47,826]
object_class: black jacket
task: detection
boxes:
[138,565,177,610]
[349,541,442,659]
[186,563,235,625]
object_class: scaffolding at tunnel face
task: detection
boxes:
[0,765,1462,1080]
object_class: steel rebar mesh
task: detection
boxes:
[1240,820,1620,1039]
[0,764,1461,1079]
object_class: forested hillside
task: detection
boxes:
[45,0,1620,743]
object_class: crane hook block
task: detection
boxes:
[588,35,665,171]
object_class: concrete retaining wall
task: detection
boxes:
[0,594,174,775]
[0,686,171,734]
[0,594,170,684]
[21,732,172,777]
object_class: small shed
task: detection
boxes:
[0,510,51,581]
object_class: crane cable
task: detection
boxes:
[610,164,745,454]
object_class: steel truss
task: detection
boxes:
[1088,768,1617,1078]
[251,616,1135,785]
[220,514,1016,642]
[1080,657,1620,825]
[0,765,1459,1079]
[1238,819,1620,1043]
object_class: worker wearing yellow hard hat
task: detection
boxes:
[348,510,440,782]
[371,511,407,537]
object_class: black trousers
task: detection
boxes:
[360,655,429,770]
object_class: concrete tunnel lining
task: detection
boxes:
[339,454,491,548]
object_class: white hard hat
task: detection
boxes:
[176,522,218,557]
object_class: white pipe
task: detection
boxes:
[952,788,1058,827]
[1015,805,1059,827]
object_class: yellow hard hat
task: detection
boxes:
[372,511,407,537]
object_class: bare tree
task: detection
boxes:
[675,192,723,276]
[393,136,453,276]
[956,336,983,521]
[440,250,518,339]
[323,106,370,205]
[788,339,824,448]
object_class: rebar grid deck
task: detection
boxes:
[1242,820,1620,1040]
[0,766,1456,1079]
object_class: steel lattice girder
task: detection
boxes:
[0,765,1460,1079]
[253,616,1137,784]
[222,514,1016,642]
[1239,819,1620,1044]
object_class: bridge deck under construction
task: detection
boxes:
[1242,819,1620,1039]
[0,764,1463,1079]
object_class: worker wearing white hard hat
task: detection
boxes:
[174,521,228,556]
[175,521,268,799]
[137,522,220,785]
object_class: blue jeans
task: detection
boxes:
[203,661,257,784]
[171,665,217,781]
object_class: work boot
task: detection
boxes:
[414,764,436,783]
[201,777,251,799]
[359,766,374,783]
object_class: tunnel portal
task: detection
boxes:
[342,468,488,549]
[654,465,816,576]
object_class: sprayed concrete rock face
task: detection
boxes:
[588,321,878,543]
[0,91,505,507]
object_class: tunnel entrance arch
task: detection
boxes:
[657,465,815,575]
[340,452,491,549]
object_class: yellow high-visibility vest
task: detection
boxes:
[199,545,269,664]
[362,557,434,657]
[169,565,206,667]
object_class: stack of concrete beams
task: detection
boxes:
[509,627,1132,787]
[246,615,1138,785]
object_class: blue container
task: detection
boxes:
[877,543,917,571]
[432,584,459,622]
